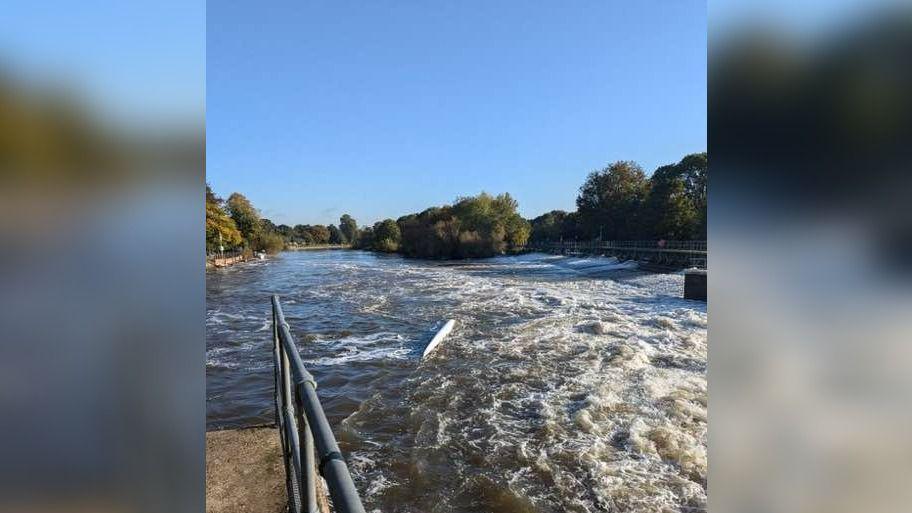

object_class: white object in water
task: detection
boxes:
[257,252,266,260]
[422,319,456,358]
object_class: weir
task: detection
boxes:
[525,240,707,270]
[272,295,366,513]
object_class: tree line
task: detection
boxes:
[529,152,706,244]
[206,151,706,258]
[205,185,358,255]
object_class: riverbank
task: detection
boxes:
[286,244,350,251]
[206,254,248,270]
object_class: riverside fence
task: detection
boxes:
[272,296,366,513]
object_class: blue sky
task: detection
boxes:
[208,1,706,226]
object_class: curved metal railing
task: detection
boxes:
[272,295,366,513]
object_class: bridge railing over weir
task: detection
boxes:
[272,295,366,513]
[524,240,707,268]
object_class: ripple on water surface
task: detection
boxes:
[206,251,706,512]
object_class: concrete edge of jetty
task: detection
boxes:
[206,425,330,513]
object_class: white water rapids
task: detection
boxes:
[206,251,706,512]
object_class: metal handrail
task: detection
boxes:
[272,295,366,513]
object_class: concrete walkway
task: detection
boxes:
[206,427,286,513]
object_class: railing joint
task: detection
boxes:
[318,451,345,476]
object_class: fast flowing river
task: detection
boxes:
[207,250,707,513]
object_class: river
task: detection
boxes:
[206,250,707,513]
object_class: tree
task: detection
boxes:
[260,218,277,234]
[559,212,583,241]
[576,161,649,240]
[251,231,285,254]
[205,184,242,253]
[504,214,531,248]
[356,226,375,250]
[292,224,312,244]
[396,192,529,258]
[308,225,331,244]
[226,193,262,244]
[328,224,344,244]
[641,153,706,239]
[676,152,707,238]
[372,219,401,252]
[339,214,358,245]
[276,224,294,239]
[530,210,568,243]
[642,166,698,239]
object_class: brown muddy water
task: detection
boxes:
[206,250,706,513]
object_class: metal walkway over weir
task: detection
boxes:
[525,240,707,269]
[272,296,366,513]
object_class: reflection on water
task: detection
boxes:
[206,250,706,512]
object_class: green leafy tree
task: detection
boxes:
[372,219,401,252]
[292,224,312,244]
[576,161,649,240]
[226,192,262,244]
[642,167,698,239]
[339,214,358,245]
[530,210,569,243]
[396,192,529,258]
[561,211,583,241]
[641,153,706,239]
[276,224,294,239]
[676,152,707,238]
[260,218,277,234]
[328,224,344,244]
[505,214,531,248]
[356,226,375,250]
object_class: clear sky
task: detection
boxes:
[208,1,706,227]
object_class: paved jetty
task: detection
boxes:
[206,427,286,513]
[206,427,332,513]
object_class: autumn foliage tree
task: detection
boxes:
[205,184,242,253]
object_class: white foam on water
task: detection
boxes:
[303,331,411,366]
[342,253,707,512]
[208,252,705,511]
